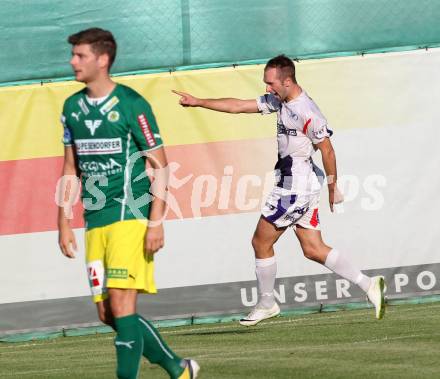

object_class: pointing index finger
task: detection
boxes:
[172,90,185,97]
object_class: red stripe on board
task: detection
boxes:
[302,118,311,134]
[0,138,277,236]
[0,157,84,236]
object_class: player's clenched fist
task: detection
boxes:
[145,224,164,254]
[58,225,77,259]
[172,90,200,107]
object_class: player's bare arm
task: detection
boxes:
[172,90,259,114]
[57,146,79,258]
[144,146,168,254]
[315,137,339,212]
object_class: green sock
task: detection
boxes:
[137,315,185,378]
[114,314,143,379]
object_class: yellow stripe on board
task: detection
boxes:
[1,48,439,161]
[0,66,274,162]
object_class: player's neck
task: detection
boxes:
[86,76,116,99]
[285,84,302,103]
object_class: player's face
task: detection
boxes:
[70,44,101,83]
[264,67,288,101]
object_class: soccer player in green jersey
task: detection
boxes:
[57,28,199,379]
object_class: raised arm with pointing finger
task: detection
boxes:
[172,90,258,114]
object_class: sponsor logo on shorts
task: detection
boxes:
[87,260,105,296]
[266,203,276,211]
[281,206,310,223]
[292,206,309,216]
[89,268,101,287]
[100,96,119,115]
[107,110,120,123]
[75,138,122,155]
[137,113,157,147]
[107,268,128,279]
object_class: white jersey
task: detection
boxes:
[257,91,333,228]
[256,91,332,159]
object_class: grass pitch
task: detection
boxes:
[1,302,439,378]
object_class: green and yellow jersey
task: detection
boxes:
[61,84,163,229]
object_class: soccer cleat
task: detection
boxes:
[367,276,386,320]
[178,359,200,379]
[239,302,281,326]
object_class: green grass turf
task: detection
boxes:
[1,302,440,378]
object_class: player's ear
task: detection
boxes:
[98,53,110,70]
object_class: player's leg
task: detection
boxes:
[252,216,286,308]
[136,313,199,379]
[109,288,143,379]
[86,224,117,329]
[85,225,142,378]
[239,216,285,326]
[107,220,198,379]
[294,225,385,319]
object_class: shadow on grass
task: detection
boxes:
[175,328,259,337]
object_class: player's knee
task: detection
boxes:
[251,234,260,251]
[252,234,268,254]
[252,236,276,259]
[302,244,321,262]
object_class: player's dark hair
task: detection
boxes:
[68,28,117,70]
[265,55,296,83]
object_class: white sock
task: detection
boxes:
[324,249,371,293]
[255,256,277,308]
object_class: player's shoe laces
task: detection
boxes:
[239,302,280,326]
[178,359,200,379]
[367,276,386,320]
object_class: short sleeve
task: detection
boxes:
[61,111,73,146]
[303,112,333,144]
[130,96,163,152]
[256,93,281,115]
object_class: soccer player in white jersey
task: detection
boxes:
[173,55,385,325]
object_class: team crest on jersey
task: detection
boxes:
[107,110,120,123]
[285,108,299,121]
[85,120,103,136]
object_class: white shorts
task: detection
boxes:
[261,187,321,229]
